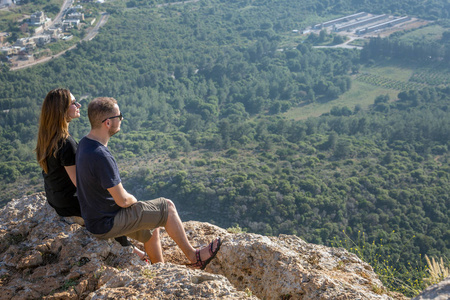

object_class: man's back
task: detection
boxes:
[76,136,121,234]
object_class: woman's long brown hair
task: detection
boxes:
[36,88,72,174]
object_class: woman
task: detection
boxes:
[36,88,145,258]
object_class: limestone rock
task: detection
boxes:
[0,193,408,299]
[412,276,450,300]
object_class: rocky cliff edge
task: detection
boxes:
[0,193,408,299]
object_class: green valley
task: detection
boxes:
[0,0,449,296]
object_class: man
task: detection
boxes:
[76,97,220,268]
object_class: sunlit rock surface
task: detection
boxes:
[0,193,408,299]
[412,276,450,300]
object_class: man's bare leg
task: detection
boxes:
[163,200,197,262]
[144,228,164,263]
[163,200,220,264]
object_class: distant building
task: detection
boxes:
[356,16,411,35]
[33,35,51,46]
[14,38,36,50]
[67,12,84,21]
[30,11,46,26]
[0,47,11,56]
[1,46,21,56]
[17,50,32,60]
[44,27,63,41]
[334,14,389,32]
[62,35,73,41]
[66,5,83,14]
[28,11,51,31]
[313,12,368,29]
[62,19,81,31]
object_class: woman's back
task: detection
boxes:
[43,135,80,216]
[36,89,81,217]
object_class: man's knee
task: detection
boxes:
[165,198,175,210]
[164,198,178,218]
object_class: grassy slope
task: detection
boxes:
[285,79,400,120]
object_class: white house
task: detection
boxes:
[30,11,46,26]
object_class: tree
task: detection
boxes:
[319,29,327,43]
[332,35,344,45]
[333,139,352,159]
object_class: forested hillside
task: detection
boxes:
[0,0,449,296]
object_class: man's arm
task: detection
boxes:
[107,183,138,208]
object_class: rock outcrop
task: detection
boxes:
[412,276,450,300]
[0,193,408,299]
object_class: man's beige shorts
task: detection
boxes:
[93,197,169,243]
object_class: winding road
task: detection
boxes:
[10,0,199,70]
[10,12,109,71]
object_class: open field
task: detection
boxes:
[355,73,428,90]
[398,24,445,43]
[285,59,425,122]
[284,80,400,120]
[361,60,449,87]
[285,56,448,121]
[410,64,450,86]
[360,62,414,81]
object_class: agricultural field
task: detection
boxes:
[410,65,450,86]
[398,24,446,43]
[285,58,445,121]
[284,80,400,120]
[355,60,447,91]
[355,72,428,90]
[360,62,414,81]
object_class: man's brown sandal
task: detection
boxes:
[188,237,221,270]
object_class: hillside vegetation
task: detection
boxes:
[0,0,449,296]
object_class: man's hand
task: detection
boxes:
[107,183,138,207]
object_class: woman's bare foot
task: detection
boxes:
[133,246,146,260]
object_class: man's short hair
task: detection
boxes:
[88,97,118,129]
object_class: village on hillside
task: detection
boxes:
[0,0,100,68]
[0,4,431,68]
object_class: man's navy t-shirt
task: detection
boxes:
[76,136,121,234]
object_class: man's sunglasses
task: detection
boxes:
[102,113,123,123]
